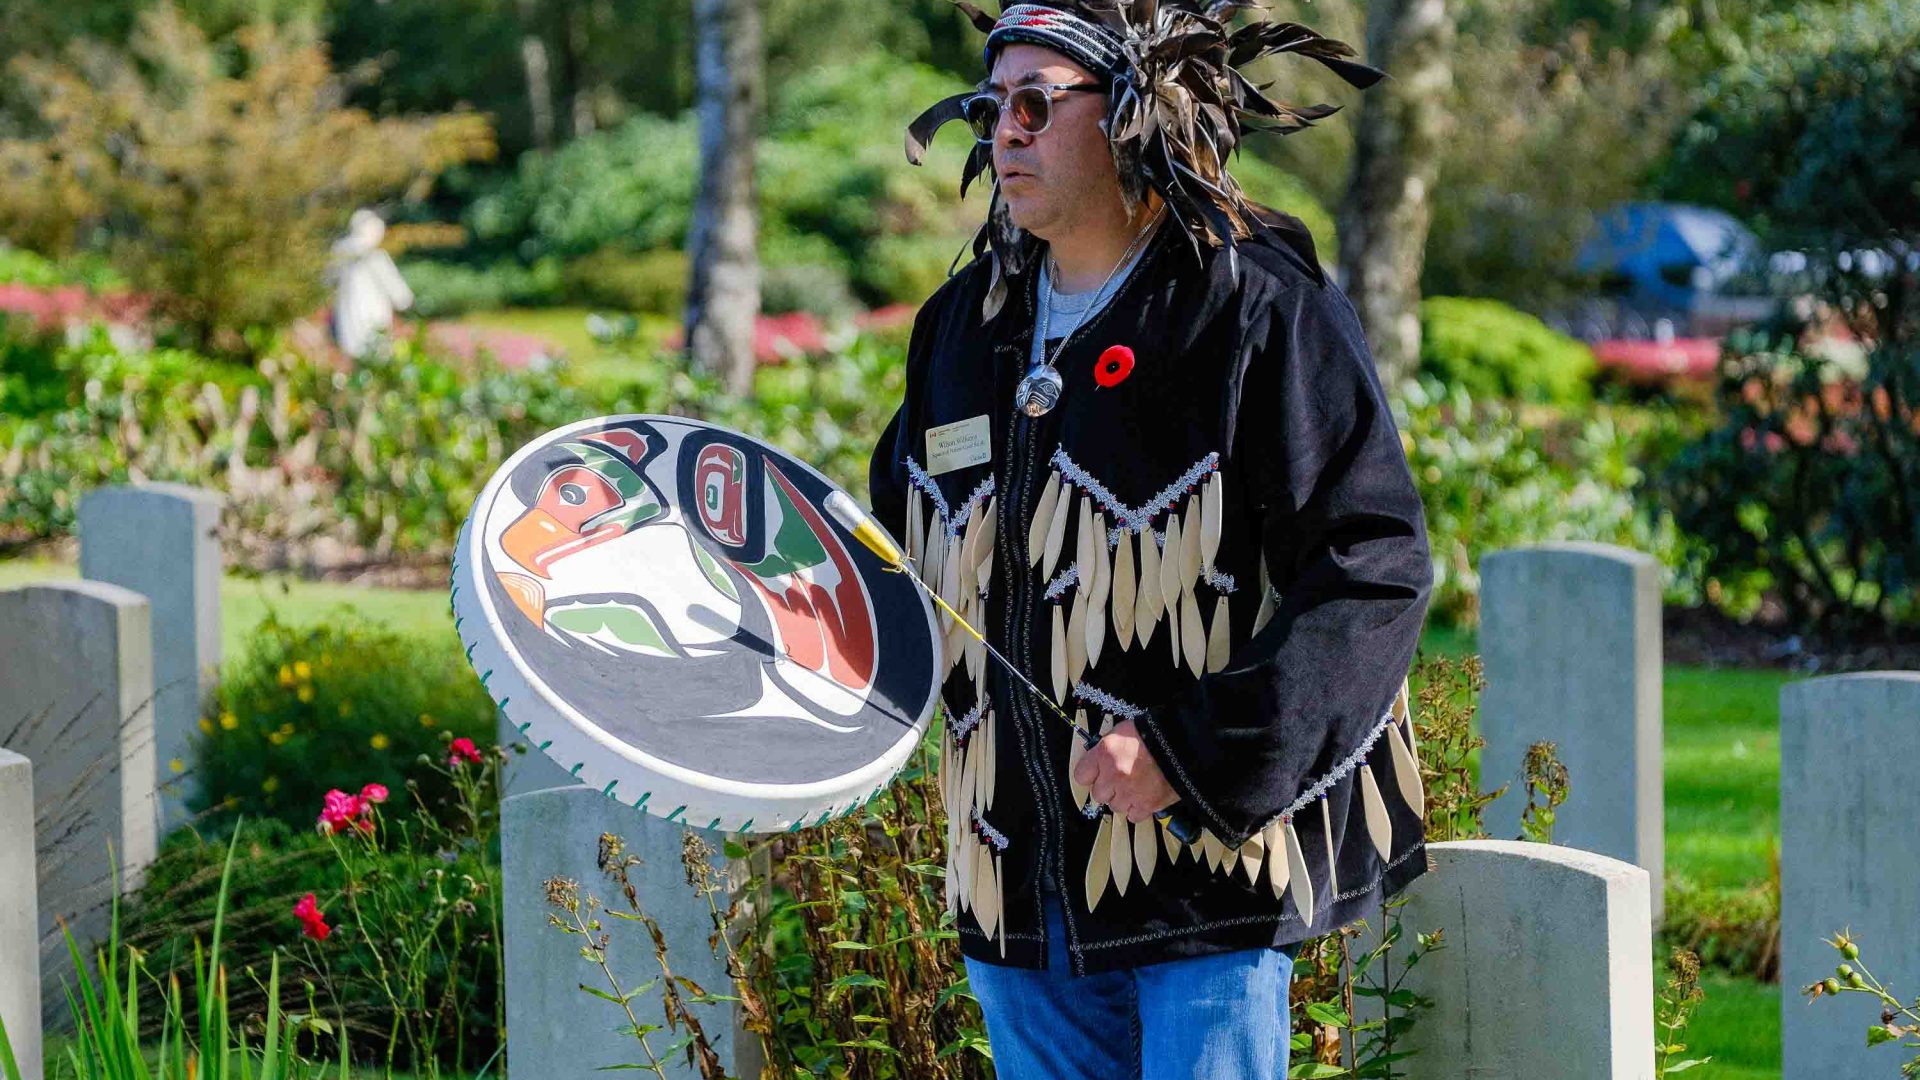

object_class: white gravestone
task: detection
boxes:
[0,750,42,1080]
[79,483,223,827]
[0,582,157,1026]
[1479,542,1665,923]
[1781,672,1920,1079]
[1358,840,1656,1078]
[502,787,744,1079]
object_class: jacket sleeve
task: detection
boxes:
[1132,277,1435,851]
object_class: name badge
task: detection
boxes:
[925,414,991,476]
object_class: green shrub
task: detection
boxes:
[1419,296,1597,406]
[559,247,689,315]
[1397,377,1699,625]
[193,612,495,827]
[0,245,124,290]
[397,255,564,317]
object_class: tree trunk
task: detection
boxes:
[514,0,555,149]
[684,0,761,396]
[1336,0,1454,390]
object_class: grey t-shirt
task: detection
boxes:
[1029,217,1162,367]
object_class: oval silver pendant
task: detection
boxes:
[1015,364,1064,417]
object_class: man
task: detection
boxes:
[867,3,1435,1075]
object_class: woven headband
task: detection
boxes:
[984,4,1127,80]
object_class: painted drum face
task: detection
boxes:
[455,415,941,833]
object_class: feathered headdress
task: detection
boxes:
[904,0,1386,321]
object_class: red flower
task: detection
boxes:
[449,737,484,766]
[317,788,378,836]
[294,892,331,941]
[1093,344,1135,388]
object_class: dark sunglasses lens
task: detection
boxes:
[964,96,999,140]
[1009,87,1050,133]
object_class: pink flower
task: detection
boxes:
[316,788,377,836]
[449,737,484,766]
[294,892,331,941]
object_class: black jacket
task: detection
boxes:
[867,211,1436,975]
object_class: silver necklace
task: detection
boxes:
[1014,208,1165,418]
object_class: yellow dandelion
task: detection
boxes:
[269,731,288,746]
[262,776,281,794]
[278,722,295,737]
[370,733,392,750]
[220,711,239,731]
[294,660,312,680]
[199,717,216,736]
[168,758,184,774]
[418,713,435,728]
[297,685,314,704]
[277,665,295,687]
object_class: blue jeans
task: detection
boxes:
[963,890,1302,1079]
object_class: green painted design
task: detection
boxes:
[665,805,686,824]
[603,779,619,796]
[691,542,739,602]
[537,740,553,751]
[517,722,532,733]
[479,669,493,687]
[550,603,670,654]
[465,641,477,662]
[739,819,755,833]
[741,474,828,578]
[635,792,651,810]
[570,762,584,776]
[706,817,721,831]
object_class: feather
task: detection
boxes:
[1180,492,1203,593]
[1086,815,1113,912]
[1205,594,1230,673]
[951,0,998,33]
[1251,552,1276,635]
[1386,721,1426,818]
[1029,471,1062,568]
[907,487,924,564]
[1042,477,1073,579]
[1201,471,1223,571]
[1283,818,1314,925]
[1135,814,1158,885]
[1158,512,1184,612]
[1112,528,1136,650]
[1068,708,1092,809]
[974,840,998,939]
[957,833,973,913]
[982,711,996,811]
[960,139,993,201]
[1239,832,1265,887]
[1263,821,1288,897]
[1135,522,1165,639]
[1084,507,1108,667]
[1067,588,1089,686]
[973,496,996,588]
[1321,796,1340,899]
[905,92,970,166]
[958,733,978,823]
[1360,762,1392,859]
[1050,605,1068,703]
[1110,810,1134,896]
[1180,589,1206,677]
[1075,497,1096,601]
[924,522,946,613]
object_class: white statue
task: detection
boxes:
[327,208,414,358]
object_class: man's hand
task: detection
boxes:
[1072,719,1178,823]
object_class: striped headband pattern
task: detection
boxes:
[984,4,1128,79]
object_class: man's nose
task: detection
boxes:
[995,104,1031,151]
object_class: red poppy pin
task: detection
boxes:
[1094,344,1135,388]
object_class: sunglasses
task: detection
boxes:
[962,81,1105,143]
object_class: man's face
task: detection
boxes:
[983,44,1118,239]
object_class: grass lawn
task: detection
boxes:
[0,559,456,660]
[4,556,1791,1073]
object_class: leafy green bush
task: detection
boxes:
[1396,376,1701,626]
[560,248,689,315]
[397,255,564,317]
[0,245,124,290]
[194,612,496,826]
[1419,296,1597,405]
